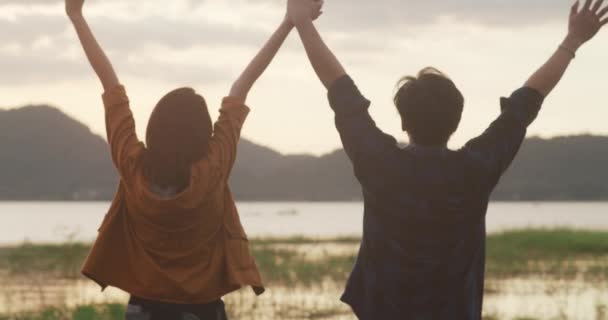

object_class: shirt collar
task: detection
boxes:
[406,142,448,152]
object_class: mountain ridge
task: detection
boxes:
[1,105,607,201]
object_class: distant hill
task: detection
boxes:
[1,105,607,201]
[0,106,116,200]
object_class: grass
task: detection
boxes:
[251,237,360,246]
[487,229,608,261]
[2,230,608,319]
[0,304,124,320]
[2,229,608,282]
[0,242,89,279]
[252,245,355,285]
[486,229,608,278]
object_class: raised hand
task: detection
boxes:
[229,5,302,101]
[66,0,119,90]
[565,0,608,49]
[65,0,85,18]
[287,0,324,26]
[524,0,607,96]
[290,0,345,89]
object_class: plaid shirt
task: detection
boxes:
[328,76,544,319]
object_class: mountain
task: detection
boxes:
[1,105,607,201]
[0,106,116,200]
[493,135,608,200]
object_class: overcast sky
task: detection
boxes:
[1,0,607,155]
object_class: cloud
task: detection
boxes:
[0,0,270,84]
[317,0,574,29]
[0,0,582,85]
[1,0,578,26]
[89,16,267,51]
[0,0,60,4]
[0,14,65,44]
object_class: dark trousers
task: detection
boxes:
[125,296,228,320]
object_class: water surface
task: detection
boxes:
[0,202,606,245]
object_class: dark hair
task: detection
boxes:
[394,67,464,146]
[143,87,212,191]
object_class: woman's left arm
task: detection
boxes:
[229,2,323,102]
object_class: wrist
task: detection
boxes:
[292,16,313,28]
[281,18,294,29]
[68,13,84,22]
[562,34,583,52]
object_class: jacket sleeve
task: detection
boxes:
[328,75,399,188]
[103,86,144,180]
[207,97,251,179]
[463,87,545,188]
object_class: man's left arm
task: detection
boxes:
[525,0,607,96]
[465,0,607,186]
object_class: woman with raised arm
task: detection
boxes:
[66,0,322,319]
[288,0,607,319]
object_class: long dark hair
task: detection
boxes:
[143,88,213,191]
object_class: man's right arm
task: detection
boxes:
[289,0,345,89]
[290,0,397,176]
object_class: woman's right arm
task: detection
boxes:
[66,0,120,91]
[67,0,141,177]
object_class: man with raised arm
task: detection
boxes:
[288,0,607,318]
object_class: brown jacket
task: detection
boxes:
[82,86,264,304]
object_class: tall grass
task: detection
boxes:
[486,229,608,278]
[0,304,124,320]
[1,229,608,319]
[1,229,608,281]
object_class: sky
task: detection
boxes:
[1,0,607,155]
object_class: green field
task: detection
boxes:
[1,229,608,320]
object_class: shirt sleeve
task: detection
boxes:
[463,87,545,188]
[103,86,144,180]
[328,75,399,187]
[208,97,250,179]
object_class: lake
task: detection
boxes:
[0,201,607,245]
[1,202,608,319]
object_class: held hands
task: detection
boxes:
[564,0,608,50]
[286,0,324,26]
[65,0,85,19]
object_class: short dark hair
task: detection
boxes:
[394,67,464,146]
[144,88,212,190]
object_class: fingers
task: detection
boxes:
[313,0,324,15]
[592,0,604,12]
[599,5,608,17]
[583,0,593,11]
[315,0,324,10]
[571,0,580,16]
[602,17,608,25]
